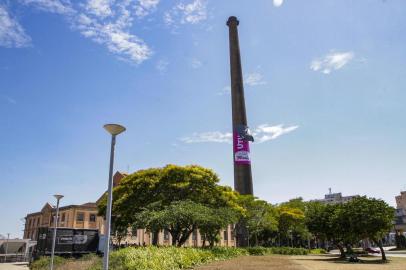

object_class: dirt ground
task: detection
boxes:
[0,262,29,270]
[195,255,406,270]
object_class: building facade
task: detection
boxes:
[23,171,236,247]
[23,202,104,241]
[312,189,359,204]
[395,191,406,232]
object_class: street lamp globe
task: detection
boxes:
[103,124,126,136]
[53,194,64,201]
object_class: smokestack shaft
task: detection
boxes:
[227,16,253,196]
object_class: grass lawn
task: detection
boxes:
[195,254,406,270]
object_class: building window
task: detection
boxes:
[37,218,40,226]
[89,214,96,222]
[50,215,55,225]
[28,219,31,227]
[76,212,84,222]
[61,213,65,222]
[223,230,228,241]
[164,229,169,241]
[132,228,138,238]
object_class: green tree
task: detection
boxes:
[339,196,395,261]
[237,195,279,246]
[277,205,305,247]
[132,200,237,247]
[279,198,310,247]
[137,200,209,246]
[305,202,347,258]
[97,165,241,246]
[198,207,239,247]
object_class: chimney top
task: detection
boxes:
[227,16,239,26]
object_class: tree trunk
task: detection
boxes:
[152,231,159,246]
[171,232,178,246]
[337,244,346,258]
[346,244,353,254]
[377,240,386,261]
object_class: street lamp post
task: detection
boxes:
[103,124,126,270]
[50,194,63,270]
[4,233,9,263]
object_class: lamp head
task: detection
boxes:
[104,124,126,136]
[53,194,64,201]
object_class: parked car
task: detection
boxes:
[365,247,380,254]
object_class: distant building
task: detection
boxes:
[396,191,406,209]
[311,188,359,204]
[23,171,235,247]
[23,202,104,241]
[394,191,406,232]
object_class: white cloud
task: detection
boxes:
[165,0,207,26]
[135,0,160,17]
[191,58,202,69]
[310,51,354,74]
[181,124,298,144]
[273,0,284,7]
[0,5,31,48]
[253,124,298,143]
[20,0,75,15]
[219,72,266,95]
[85,0,113,18]
[181,131,232,144]
[156,59,169,72]
[245,72,267,86]
[22,0,154,64]
[217,85,231,95]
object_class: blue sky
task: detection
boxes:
[1,0,405,238]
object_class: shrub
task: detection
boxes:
[30,246,309,270]
[30,256,67,270]
[246,247,268,255]
[309,248,327,254]
[104,246,247,270]
[247,247,309,256]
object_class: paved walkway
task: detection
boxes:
[195,255,406,270]
[196,255,304,270]
[0,262,29,270]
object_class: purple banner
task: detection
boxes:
[233,132,251,165]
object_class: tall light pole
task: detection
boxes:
[50,194,63,270]
[4,233,9,263]
[103,124,126,270]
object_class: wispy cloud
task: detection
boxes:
[181,131,232,144]
[253,124,298,143]
[218,72,267,95]
[217,85,231,96]
[180,124,298,144]
[273,0,284,7]
[0,5,31,48]
[21,0,155,64]
[164,0,208,27]
[191,58,202,69]
[20,0,75,15]
[156,59,169,73]
[245,72,267,86]
[135,0,160,17]
[3,96,17,104]
[310,51,354,74]
[85,0,114,18]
